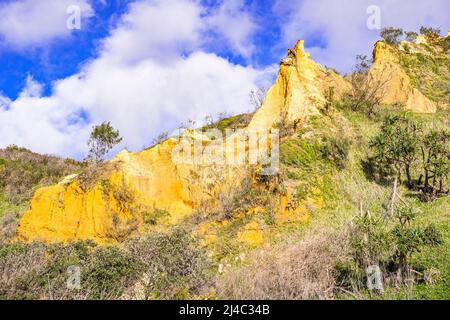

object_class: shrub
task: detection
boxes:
[321,135,352,169]
[418,129,450,200]
[405,31,418,42]
[0,211,20,242]
[439,35,450,51]
[420,26,441,43]
[369,114,421,188]
[345,55,388,117]
[126,228,211,299]
[341,200,444,293]
[82,246,143,299]
[0,242,48,300]
[367,115,449,200]
[86,122,122,163]
[380,27,404,45]
[142,209,170,225]
[0,240,143,300]
[0,145,83,204]
[217,229,347,299]
[322,86,338,115]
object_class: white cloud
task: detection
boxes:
[276,0,450,73]
[0,93,87,156]
[206,0,258,59]
[0,94,12,110]
[0,0,93,49]
[0,0,275,158]
[101,0,204,64]
[19,76,44,98]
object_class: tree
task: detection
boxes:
[390,206,443,277]
[86,122,122,163]
[418,129,450,200]
[348,193,443,288]
[405,31,418,42]
[420,26,441,43]
[380,27,404,45]
[369,115,421,187]
[346,55,390,117]
[150,131,169,148]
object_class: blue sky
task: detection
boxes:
[0,0,448,158]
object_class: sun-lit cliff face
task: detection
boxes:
[17,133,249,242]
[248,40,351,131]
[17,139,197,242]
[369,33,450,113]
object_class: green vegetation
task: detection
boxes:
[380,27,404,45]
[367,114,449,201]
[344,54,386,117]
[0,108,448,300]
[0,229,210,300]
[142,209,170,225]
[338,201,443,294]
[0,145,83,225]
[201,113,253,135]
[420,26,442,43]
[0,29,449,300]
[378,26,450,104]
[86,121,122,163]
[127,228,210,299]
[398,48,450,103]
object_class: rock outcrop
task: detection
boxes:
[17,130,254,242]
[249,40,351,130]
[369,41,437,113]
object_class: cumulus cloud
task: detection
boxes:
[0,94,12,111]
[19,76,44,98]
[206,0,258,59]
[0,0,93,50]
[101,0,204,64]
[0,92,87,156]
[0,0,275,158]
[276,0,449,72]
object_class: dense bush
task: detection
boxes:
[0,241,142,300]
[82,245,143,299]
[142,209,170,225]
[126,228,211,299]
[420,26,441,43]
[217,229,347,299]
[367,114,449,200]
[321,135,352,169]
[344,55,388,117]
[338,202,444,293]
[0,228,212,300]
[380,27,404,45]
[0,145,83,204]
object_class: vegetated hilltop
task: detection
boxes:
[0,30,449,300]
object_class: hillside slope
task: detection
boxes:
[13,35,450,245]
[1,35,449,300]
